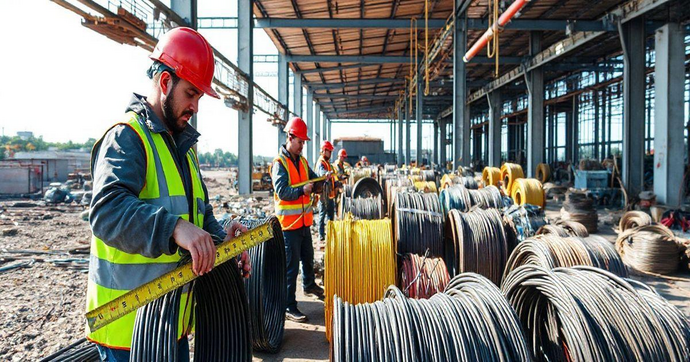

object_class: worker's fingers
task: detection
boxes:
[201,235,214,273]
[206,235,216,271]
[196,238,209,275]
[189,244,201,276]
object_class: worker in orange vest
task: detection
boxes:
[315,141,340,245]
[271,117,329,322]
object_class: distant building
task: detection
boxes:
[17,131,34,140]
[9,150,91,182]
[333,137,396,165]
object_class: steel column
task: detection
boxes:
[397,103,404,165]
[237,0,253,195]
[453,8,469,168]
[277,53,289,148]
[171,0,198,137]
[526,31,545,177]
[440,119,447,168]
[306,92,314,165]
[433,121,439,166]
[294,74,303,117]
[405,99,411,165]
[572,95,579,162]
[488,91,502,167]
[653,22,685,206]
[314,103,321,164]
[416,70,424,165]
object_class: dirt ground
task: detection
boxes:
[0,169,688,360]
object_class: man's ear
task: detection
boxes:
[159,71,172,95]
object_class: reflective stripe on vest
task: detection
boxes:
[86,111,206,349]
[273,154,313,230]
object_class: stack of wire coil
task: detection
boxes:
[500,163,524,194]
[233,216,286,353]
[502,233,628,282]
[616,223,686,275]
[482,166,501,187]
[510,178,545,208]
[440,174,478,190]
[413,181,438,194]
[561,190,599,233]
[350,168,372,185]
[352,177,383,199]
[468,185,503,209]
[445,208,510,284]
[439,184,473,214]
[393,191,445,257]
[40,338,99,361]
[554,219,589,237]
[399,252,450,299]
[385,177,414,218]
[324,216,396,341]
[339,195,383,220]
[503,204,547,242]
[502,265,690,361]
[331,273,531,361]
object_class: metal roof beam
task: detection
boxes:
[287,55,523,64]
[314,94,399,100]
[307,78,402,89]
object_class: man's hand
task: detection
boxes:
[325,172,333,181]
[303,182,314,196]
[224,220,251,278]
[237,251,251,278]
[173,218,215,276]
[223,220,248,241]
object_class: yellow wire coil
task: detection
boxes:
[440,174,455,190]
[500,163,524,194]
[511,178,545,208]
[324,216,396,341]
[414,181,438,194]
[482,167,501,187]
[536,163,551,183]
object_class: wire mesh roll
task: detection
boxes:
[468,185,503,209]
[325,217,396,341]
[413,181,438,194]
[535,163,551,183]
[561,190,598,233]
[393,192,445,257]
[500,163,524,194]
[445,208,510,284]
[510,178,545,208]
[233,216,286,353]
[439,185,472,214]
[619,210,653,232]
[482,166,501,187]
[399,253,450,299]
[503,204,547,242]
[616,224,686,275]
[502,234,628,284]
[40,338,99,361]
[331,273,531,362]
[502,265,690,362]
[339,195,383,220]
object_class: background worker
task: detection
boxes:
[355,155,370,168]
[334,148,350,180]
[86,27,250,361]
[315,141,339,245]
[272,117,328,322]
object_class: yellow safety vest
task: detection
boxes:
[85,111,206,349]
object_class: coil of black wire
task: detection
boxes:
[339,195,383,220]
[502,265,690,361]
[40,338,99,361]
[352,176,383,199]
[331,273,531,361]
[233,216,287,353]
[561,190,598,233]
[468,185,503,209]
[445,208,510,284]
[393,191,444,257]
[439,185,472,214]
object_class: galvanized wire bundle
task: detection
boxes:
[439,184,473,214]
[616,224,686,275]
[561,190,598,233]
[331,273,531,362]
[324,217,396,341]
[413,180,438,193]
[393,192,445,257]
[502,265,690,362]
[619,210,653,232]
[445,208,510,284]
[468,185,503,209]
[510,178,545,208]
[339,195,383,220]
[500,163,524,194]
[352,176,383,198]
[441,174,478,190]
[385,180,414,219]
[503,204,547,242]
[502,234,628,282]
[482,166,501,187]
[40,338,99,361]
[399,253,450,299]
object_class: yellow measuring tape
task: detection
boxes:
[85,222,274,333]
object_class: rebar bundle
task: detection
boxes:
[393,192,445,257]
[502,265,690,362]
[561,190,598,233]
[616,224,686,275]
[331,273,531,362]
[399,253,450,299]
[339,195,383,220]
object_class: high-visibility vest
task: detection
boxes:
[273,154,313,230]
[85,111,206,349]
[316,156,337,199]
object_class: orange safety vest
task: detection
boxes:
[317,156,337,199]
[273,154,314,230]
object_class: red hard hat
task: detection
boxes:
[338,149,347,157]
[284,117,310,140]
[322,141,334,151]
[362,156,369,162]
[150,27,219,99]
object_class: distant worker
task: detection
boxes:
[272,117,328,322]
[356,155,370,168]
[86,28,250,360]
[333,148,351,180]
[315,141,339,245]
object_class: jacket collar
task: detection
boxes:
[126,93,200,149]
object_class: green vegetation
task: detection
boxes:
[0,135,97,160]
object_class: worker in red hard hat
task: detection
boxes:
[314,140,340,246]
[86,27,249,359]
[356,155,370,168]
[272,116,329,322]
[334,148,351,180]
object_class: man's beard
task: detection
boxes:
[162,92,192,133]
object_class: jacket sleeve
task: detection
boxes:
[89,125,180,258]
[272,160,304,201]
[308,165,319,180]
[201,181,227,241]
[315,160,329,177]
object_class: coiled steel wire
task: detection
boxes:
[554,219,590,237]
[468,185,503,209]
[536,224,570,237]
[352,176,383,199]
[331,273,531,362]
[440,174,478,190]
[445,208,510,284]
[40,338,99,361]
[386,181,414,219]
[500,163,524,194]
[439,185,473,214]
[324,216,396,341]
[510,178,545,208]
[339,195,383,220]
[616,224,686,275]
[482,166,501,187]
[342,184,352,198]
[502,265,690,361]
[393,192,445,257]
[350,168,373,185]
[535,163,551,183]
[619,210,653,232]
[503,204,547,242]
[413,181,438,194]
[502,234,628,284]
[561,190,598,233]
[399,253,450,299]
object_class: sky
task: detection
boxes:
[0,0,432,157]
